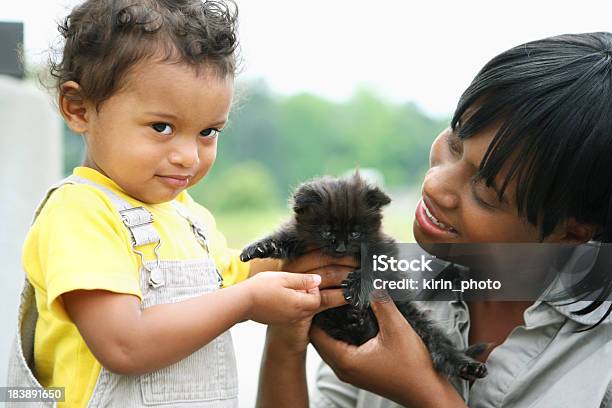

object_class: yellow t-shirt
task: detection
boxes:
[22,166,250,407]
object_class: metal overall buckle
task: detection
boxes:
[192,223,210,254]
[119,207,164,288]
[120,206,155,228]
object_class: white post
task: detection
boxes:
[0,75,62,386]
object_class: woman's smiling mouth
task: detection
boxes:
[415,197,459,237]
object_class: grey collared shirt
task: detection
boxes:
[311,300,612,408]
[310,245,612,408]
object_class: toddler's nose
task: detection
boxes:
[169,138,200,167]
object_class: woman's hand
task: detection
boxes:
[255,251,358,408]
[309,291,468,408]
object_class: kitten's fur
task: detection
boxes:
[240,172,487,381]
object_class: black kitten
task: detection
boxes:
[240,172,487,381]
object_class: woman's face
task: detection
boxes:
[414,126,551,244]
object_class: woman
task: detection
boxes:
[257,32,612,407]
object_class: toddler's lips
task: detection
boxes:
[156,175,190,188]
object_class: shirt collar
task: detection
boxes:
[545,301,612,326]
[424,242,612,328]
[536,242,612,327]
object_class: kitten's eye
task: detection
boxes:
[200,128,220,139]
[321,231,333,239]
[350,231,361,239]
[152,123,173,135]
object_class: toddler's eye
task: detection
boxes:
[350,231,361,238]
[152,123,172,135]
[200,128,220,138]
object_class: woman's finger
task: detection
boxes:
[369,290,413,339]
[316,266,353,288]
[318,288,348,312]
[284,251,359,273]
[309,324,357,370]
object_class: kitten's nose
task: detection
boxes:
[335,242,346,253]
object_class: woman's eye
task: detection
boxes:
[350,231,361,238]
[151,123,172,135]
[200,128,220,138]
[473,192,493,208]
[446,132,462,154]
[470,179,495,209]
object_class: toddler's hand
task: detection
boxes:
[243,271,322,325]
[266,250,357,353]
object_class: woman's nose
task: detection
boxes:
[169,137,200,168]
[422,166,460,210]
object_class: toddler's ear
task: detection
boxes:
[365,186,391,209]
[59,81,90,134]
[292,184,322,215]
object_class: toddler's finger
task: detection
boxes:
[283,272,321,291]
[294,287,321,311]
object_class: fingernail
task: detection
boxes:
[312,274,322,285]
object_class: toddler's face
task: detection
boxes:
[80,60,233,204]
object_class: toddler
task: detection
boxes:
[6,1,326,406]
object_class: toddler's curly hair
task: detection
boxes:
[49,0,239,109]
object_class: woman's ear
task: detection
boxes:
[554,218,598,244]
[59,81,90,134]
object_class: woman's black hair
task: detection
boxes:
[450,32,612,330]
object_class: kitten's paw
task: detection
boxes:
[465,343,488,359]
[458,361,488,381]
[341,270,364,307]
[240,240,279,262]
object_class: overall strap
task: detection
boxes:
[34,175,220,288]
[171,201,211,253]
[171,201,223,287]
[62,175,165,288]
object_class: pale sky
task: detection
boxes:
[2,0,612,117]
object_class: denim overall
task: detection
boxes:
[6,175,239,407]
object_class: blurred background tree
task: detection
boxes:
[63,79,448,247]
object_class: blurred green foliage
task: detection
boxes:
[189,161,282,212]
[63,80,448,246]
[206,80,448,209]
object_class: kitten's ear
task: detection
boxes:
[292,184,322,214]
[365,186,391,209]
